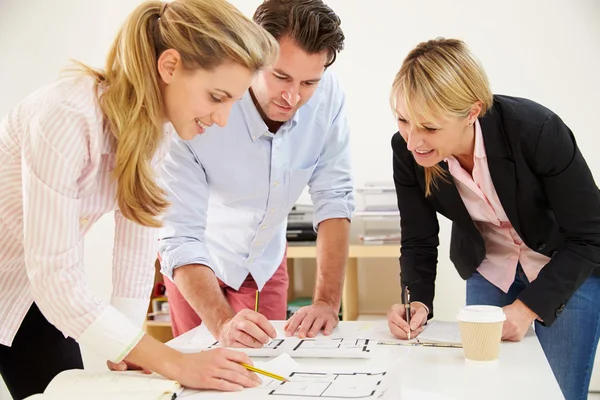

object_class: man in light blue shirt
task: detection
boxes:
[158,0,354,347]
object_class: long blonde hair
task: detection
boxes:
[390,38,493,196]
[77,0,278,227]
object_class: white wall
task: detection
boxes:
[0,0,598,398]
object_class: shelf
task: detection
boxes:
[287,243,399,259]
[144,320,172,328]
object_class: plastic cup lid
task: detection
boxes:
[457,305,506,323]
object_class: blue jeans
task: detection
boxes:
[466,266,600,400]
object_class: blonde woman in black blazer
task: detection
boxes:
[387,38,600,400]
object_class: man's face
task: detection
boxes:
[251,36,328,123]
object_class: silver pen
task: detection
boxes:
[404,285,411,340]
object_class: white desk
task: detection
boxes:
[168,320,564,400]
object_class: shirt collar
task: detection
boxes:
[444,119,486,163]
[239,91,269,142]
[473,119,486,160]
[239,90,302,142]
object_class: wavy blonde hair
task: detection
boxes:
[390,38,493,196]
[76,0,278,227]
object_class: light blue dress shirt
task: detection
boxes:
[158,70,354,291]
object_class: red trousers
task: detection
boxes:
[164,252,289,337]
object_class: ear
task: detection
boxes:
[467,101,483,125]
[157,49,181,85]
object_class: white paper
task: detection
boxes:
[26,392,173,400]
[358,320,461,346]
[174,320,460,356]
[24,370,181,400]
[401,388,461,400]
[44,370,181,394]
[417,321,461,344]
[178,354,401,399]
[175,326,373,359]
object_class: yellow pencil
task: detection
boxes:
[241,363,290,382]
[255,290,260,312]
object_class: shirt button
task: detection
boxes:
[270,208,276,213]
[80,217,89,226]
[261,225,268,230]
[273,181,279,187]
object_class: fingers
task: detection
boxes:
[222,348,254,366]
[107,360,127,371]
[409,307,428,331]
[225,311,275,347]
[286,305,337,337]
[306,317,326,338]
[387,304,428,339]
[216,369,260,389]
[231,330,264,348]
[323,317,337,336]
[218,361,261,387]
[108,360,152,374]
[388,318,409,339]
[208,379,244,392]
[296,313,317,339]
[501,320,510,340]
[388,305,410,339]
[242,310,277,340]
[501,320,523,342]
[284,318,291,331]
[388,304,410,331]
[216,350,261,388]
[411,326,425,337]
[285,310,305,337]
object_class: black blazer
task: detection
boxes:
[392,95,600,326]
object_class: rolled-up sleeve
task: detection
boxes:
[309,90,355,230]
[158,135,214,281]
[22,102,144,363]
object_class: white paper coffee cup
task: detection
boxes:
[457,305,506,362]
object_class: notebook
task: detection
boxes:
[24,369,182,400]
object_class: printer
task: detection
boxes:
[286,204,317,242]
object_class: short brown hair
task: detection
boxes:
[253,0,344,67]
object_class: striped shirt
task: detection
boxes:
[0,75,165,362]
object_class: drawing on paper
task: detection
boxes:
[292,338,370,353]
[267,371,386,398]
[208,339,285,350]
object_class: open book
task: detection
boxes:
[24,369,182,400]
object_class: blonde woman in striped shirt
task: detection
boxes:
[0,1,278,398]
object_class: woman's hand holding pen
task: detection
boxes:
[387,302,428,340]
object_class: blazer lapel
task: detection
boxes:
[480,105,522,236]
